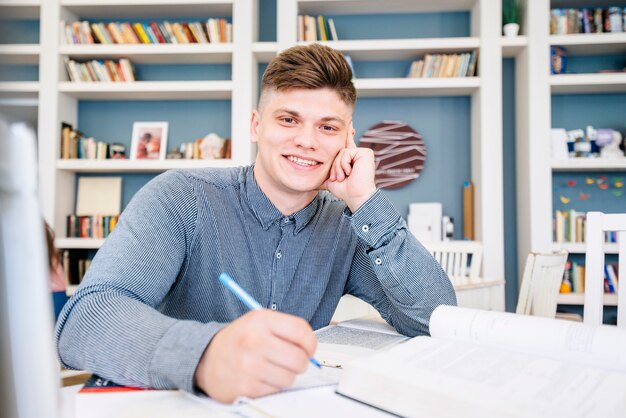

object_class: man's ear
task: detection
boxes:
[250,110,260,143]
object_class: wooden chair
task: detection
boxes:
[516,251,568,318]
[583,212,626,328]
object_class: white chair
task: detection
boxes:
[424,240,482,286]
[424,241,505,311]
[516,251,568,318]
[583,212,626,328]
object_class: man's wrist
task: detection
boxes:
[346,187,377,213]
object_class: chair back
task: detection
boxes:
[423,241,483,286]
[516,251,568,318]
[584,212,626,328]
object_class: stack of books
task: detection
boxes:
[550,7,625,34]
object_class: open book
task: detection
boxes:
[337,305,626,418]
[314,316,409,368]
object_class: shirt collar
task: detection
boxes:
[244,166,320,234]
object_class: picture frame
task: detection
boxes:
[130,121,168,160]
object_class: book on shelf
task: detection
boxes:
[65,58,135,83]
[59,122,123,160]
[337,305,626,418]
[66,215,119,240]
[63,19,232,45]
[297,15,338,42]
[560,260,619,295]
[407,51,477,79]
[550,7,626,34]
[76,177,122,217]
[61,250,92,286]
[314,316,409,368]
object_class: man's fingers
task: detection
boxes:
[266,313,317,357]
[346,122,357,149]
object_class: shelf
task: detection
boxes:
[252,42,279,63]
[551,73,626,94]
[354,77,480,97]
[550,33,626,56]
[55,238,104,249]
[0,1,40,19]
[60,43,233,64]
[298,38,480,61]
[60,0,232,19]
[0,82,39,100]
[297,0,477,15]
[557,292,618,306]
[552,159,626,171]
[501,36,528,57]
[58,80,232,100]
[0,44,40,65]
[56,158,236,172]
[551,242,619,254]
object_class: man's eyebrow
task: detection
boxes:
[272,108,346,127]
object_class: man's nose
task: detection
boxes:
[293,125,318,149]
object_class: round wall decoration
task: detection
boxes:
[358,120,426,189]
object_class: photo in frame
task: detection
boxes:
[130,121,168,160]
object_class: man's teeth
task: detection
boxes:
[287,156,318,166]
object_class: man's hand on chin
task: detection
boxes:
[321,125,377,213]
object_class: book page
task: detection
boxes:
[430,305,626,372]
[315,323,408,368]
[338,337,626,418]
[242,386,393,418]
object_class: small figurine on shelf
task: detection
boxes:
[598,129,625,159]
[108,143,126,159]
[502,0,521,36]
[550,46,567,74]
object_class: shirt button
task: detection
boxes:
[276,251,282,259]
[374,257,382,265]
[362,225,370,232]
[284,218,290,224]
[271,303,277,311]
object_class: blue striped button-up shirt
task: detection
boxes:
[55,165,456,393]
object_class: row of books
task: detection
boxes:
[554,210,620,243]
[550,7,625,35]
[298,15,338,42]
[60,250,91,286]
[65,58,135,83]
[560,260,619,294]
[408,52,477,79]
[60,123,126,160]
[64,19,232,45]
[67,215,119,239]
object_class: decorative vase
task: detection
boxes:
[503,22,520,37]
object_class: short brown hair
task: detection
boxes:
[260,43,356,107]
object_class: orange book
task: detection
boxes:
[219,19,226,43]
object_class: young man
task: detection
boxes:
[56,44,456,403]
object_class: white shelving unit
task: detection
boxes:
[38,0,256,255]
[32,0,508,304]
[516,0,624,308]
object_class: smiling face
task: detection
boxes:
[251,87,353,213]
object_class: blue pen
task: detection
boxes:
[218,272,322,369]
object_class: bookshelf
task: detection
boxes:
[0,2,41,100]
[516,0,625,309]
[38,0,256,256]
[27,0,508,303]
